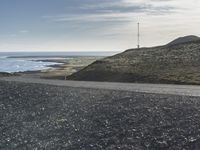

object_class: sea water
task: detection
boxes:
[0,55,62,73]
[0,51,118,73]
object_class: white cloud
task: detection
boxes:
[42,0,200,49]
[48,13,137,22]
[3,0,200,51]
[19,30,29,33]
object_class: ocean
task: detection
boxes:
[0,51,118,73]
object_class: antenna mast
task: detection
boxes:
[137,23,140,49]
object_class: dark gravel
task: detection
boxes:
[1,81,200,150]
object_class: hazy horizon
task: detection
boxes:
[0,0,200,52]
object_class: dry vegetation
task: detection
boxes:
[68,40,200,84]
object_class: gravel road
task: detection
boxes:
[1,79,200,149]
[1,77,200,97]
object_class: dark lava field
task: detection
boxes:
[1,81,200,149]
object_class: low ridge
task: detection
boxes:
[68,36,200,84]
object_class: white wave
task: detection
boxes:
[0,56,8,59]
[0,58,60,73]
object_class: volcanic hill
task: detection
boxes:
[68,35,200,84]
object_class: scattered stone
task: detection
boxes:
[1,80,200,149]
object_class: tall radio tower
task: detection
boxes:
[137,23,140,49]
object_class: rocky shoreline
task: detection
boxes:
[0,56,102,80]
[0,72,13,77]
[1,80,200,149]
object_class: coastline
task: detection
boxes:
[0,56,103,80]
[0,72,14,77]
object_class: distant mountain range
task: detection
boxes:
[68,35,200,84]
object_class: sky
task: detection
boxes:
[0,0,200,52]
